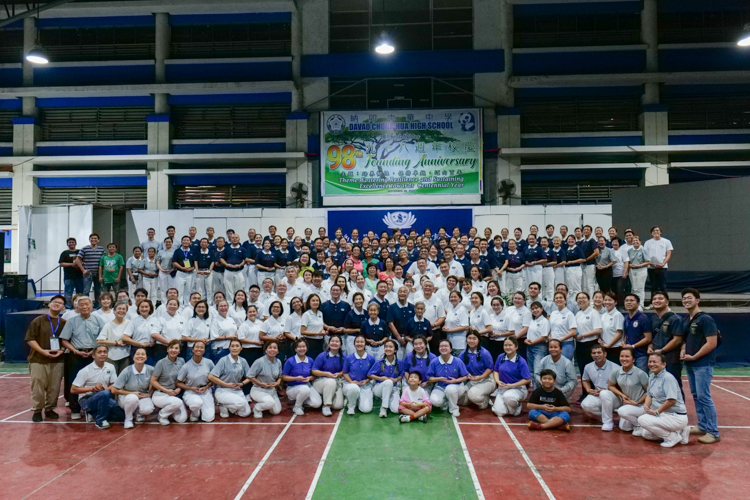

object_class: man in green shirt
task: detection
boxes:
[99,243,124,294]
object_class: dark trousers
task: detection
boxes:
[611,277,627,307]
[240,348,263,395]
[605,346,622,365]
[487,340,505,362]
[429,326,444,355]
[306,338,325,361]
[595,267,613,294]
[647,268,668,299]
[666,361,685,400]
[574,341,597,399]
[65,352,93,412]
[79,390,124,424]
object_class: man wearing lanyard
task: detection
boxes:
[194,238,215,304]
[60,296,107,419]
[172,236,196,306]
[26,295,67,422]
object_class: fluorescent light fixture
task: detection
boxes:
[375,32,394,54]
[739,23,750,47]
[25,46,49,64]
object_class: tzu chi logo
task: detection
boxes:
[326,114,346,134]
[382,211,417,229]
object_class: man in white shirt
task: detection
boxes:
[247,285,268,319]
[643,226,673,309]
[283,266,310,301]
[70,345,119,429]
[270,281,292,322]
[580,345,617,427]
[307,272,330,302]
[433,261,452,290]
[419,281,446,351]
[410,259,436,291]
[441,247,465,281]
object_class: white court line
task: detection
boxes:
[0,419,333,426]
[234,415,296,500]
[304,410,343,500]
[0,396,65,422]
[712,384,750,403]
[20,428,135,499]
[458,421,750,430]
[0,376,30,379]
[708,380,750,383]
[498,416,556,500]
[452,414,485,500]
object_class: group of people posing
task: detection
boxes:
[34,223,717,445]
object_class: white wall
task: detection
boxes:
[473,205,612,237]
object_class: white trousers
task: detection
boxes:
[244,266,257,291]
[223,270,245,305]
[312,378,344,409]
[158,272,174,304]
[565,266,582,299]
[141,277,158,304]
[210,272,225,305]
[595,390,623,427]
[286,383,323,410]
[460,378,496,409]
[194,273,213,303]
[183,390,216,422]
[343,382,373,413]
[127,276,142,301]
[152,390,187,423]
[494,271,508,295]
[256,271,276,289]
[629,267,648,305]
[372,380,400,413]
[117,394,155,420]
[174,271,192,306]
[638,412,688,442]
[582,265,596,297]
[215,387,251,417]
[366,345,384,359]
[526,265,543,289]
[185,270,197,299]
[491,386,527,416]
[250,387,281,415]
[554,266,566,287]
[430,384,466,413]
[542,267,555,302]
[506,272,525,293]
[343,335,355,356]
[616,403,646,431]
[581,394,603,417]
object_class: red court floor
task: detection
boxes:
[1,373,748,500]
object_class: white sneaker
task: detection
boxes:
[347,407,355,415]
[70,412,81,420]
[632,427,643,437]
[418,415,427,422]
[513,405,523,417]
[293,407,305,416]
[220,407,229,419]
[95,420,110,430]
[159,417,170,426]
[379,408,388,418]
[476,402,489,410]
[680,426,690,445]
[400,415,411,423]
[253,409,263,419]
[124,419,134,429]
[322,406,332,417]
[65,401,70,407]
[189,412,200,422]
[245,394,252,402]
[601,423,614,432]
[451,409,460,418]
[660,434,682,448]
[135,415,145,423]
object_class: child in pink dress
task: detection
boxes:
[398,372,432,423]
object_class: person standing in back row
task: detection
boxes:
[643,226,673,309]
[77,234,105,308]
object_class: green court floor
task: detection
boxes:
[312,410,479,500]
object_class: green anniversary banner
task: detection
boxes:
[321,109,483,197]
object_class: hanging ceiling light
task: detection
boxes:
[25,4,49,64]
[739,23,750,47]
[375,32,394,54]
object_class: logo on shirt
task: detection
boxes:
[382,211,417,229]
[633,321,639,327]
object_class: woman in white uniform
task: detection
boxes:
[183,300,210,360]
[443,291,469,356]
[260,301,287,359]
[238,305,264,368]
[122,299,158,365]
[486,297,507,361]
[548,291,578,361]
[93,293,115,323]
[469,266,487,295]
[300,294,326,359]
[210,300,239,362]
[208,339,252,418]
[504,292,532,360]
[468,292,493,349]
[483,280,501,315]
[229,290,249,326]
[150,340,188,425]
[599,292,624,364]
[627,236,649,305]
[247,340,284,418]
[284,296,306,361]
[141,248,159,303]
[112,347,154,428]
[525,301,550,382]
[157,238,175,304]
[283,339,323,415]
[458,331,496,410]
[176,340,216,422]
[574,292,603,403]
[151,298,187,362]
[96,300,132,374]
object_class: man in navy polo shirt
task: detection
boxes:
[172,236,196,306]
[321,284,351,338]
[622,293,652,372]
[220,233,247,304]
[466,247,491,281]
[194,238,215,302]
[680,288,720,444]
[581,225,600,297]
[387,286,414,357]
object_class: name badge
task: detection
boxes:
[184,259,191,268]
[50,338,60,351]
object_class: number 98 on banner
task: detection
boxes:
[327,145,362,170]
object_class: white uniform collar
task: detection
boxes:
[354,351,367,360]
[438,355,454,365]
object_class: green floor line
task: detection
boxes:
[311,409,479,500]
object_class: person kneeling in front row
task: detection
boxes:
[636,352,690,448]
[112,347,155,428]
[527,369,571,431]
[71,345,123,429]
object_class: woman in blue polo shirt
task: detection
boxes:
[403,335,437,394]
[427,339,469,417]
[505,239,526,293]
[255,239,277,287]
[368,339,403,418]
[342,334,376,415]
[492,336,532,417]
[361,302,388,358]
[311,335,345,416]
[564,235,586,299]
[282,339,322,416]
[458,331,495,410]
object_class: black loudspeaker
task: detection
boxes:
[2,274,27,299]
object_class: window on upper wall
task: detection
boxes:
[171,104,290,139]
[329,0,473,53]
[0,109,21,142]
[658,9,750,44]
[663,96,750,130]
[518,98,641,133]
[514,13,641,48]
[170,22,292,58]
[38,26,156,62]
[40,107,152,141]
[329,76,474,109]
[0,28,23,63]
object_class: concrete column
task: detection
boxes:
[22,17,36,86]
[641,105,669,186]
[641,0,659,104]
[286,113,311,207]
[154,12,170,84]
[499,0,514,108]
[300,0,329,111]
[496,111,522,204]
[10,162,39,272]
[147,113,171,209]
